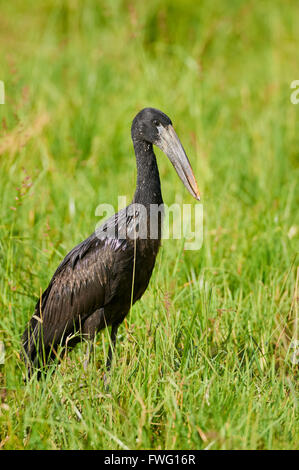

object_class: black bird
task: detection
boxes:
[22,107,200,378]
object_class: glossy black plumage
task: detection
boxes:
[21,107,200,377]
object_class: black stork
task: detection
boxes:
[22,107,200,378]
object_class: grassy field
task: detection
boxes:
[0,0,298,450]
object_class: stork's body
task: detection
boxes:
[22,108,200,377]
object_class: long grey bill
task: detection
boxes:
[156,124,200,201]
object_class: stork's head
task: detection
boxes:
[131,107,200,201]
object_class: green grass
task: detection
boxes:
[0,0,298,450]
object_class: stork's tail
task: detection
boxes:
[21,316,43,379]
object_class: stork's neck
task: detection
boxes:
[132,140,163,205]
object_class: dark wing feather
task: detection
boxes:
[22,206,141,363]
[22,235,106,358]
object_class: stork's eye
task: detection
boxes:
[153,120,160,127]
